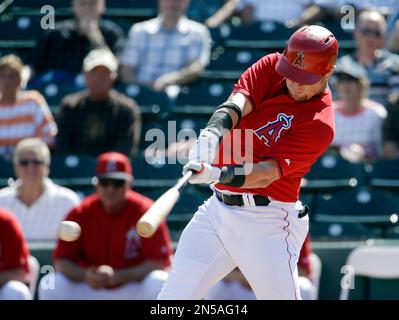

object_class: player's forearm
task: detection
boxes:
[218,160,280,189]
[241,161,280,188]
[111,260,163,285]
[54,259,86,282]
[164,60,205,86]
[0,268,26,286]
[205,0,238,28]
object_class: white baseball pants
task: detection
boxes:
[0,281,32,300]
[158,193,309,300]
[206,276,317,300]
[39,270,168,300]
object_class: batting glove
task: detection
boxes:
[182,161,221,184]
[188,130,219,163]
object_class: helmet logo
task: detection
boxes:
[293,51,305,68]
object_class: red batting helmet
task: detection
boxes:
[276,25,339,85]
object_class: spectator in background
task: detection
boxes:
[383,93,399,159]
[0,208,31,300]
[0,138,80,241]
[56,49,141,157]
[119,0,212,91]
[331,61,387,163]
[286,1,398,28]
[187,0,239,28]
[235,0,313,26]
[0,55,57,158]
[206,235,317,300]
[39,152,173,300]
[386,4,399,53]
[337,10,399,106]
[32,0,124,84]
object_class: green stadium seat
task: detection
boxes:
[132,154,182,182]
[49,153,97,187]
[0,15,43,41]
[369,159,399,193]
[0,156,15,187]
[310,221,382,241]
[115,83,171,115]
[313,188,399,237]
[175,79,234,107]
[222,21,291,50]
[12,0,71,8]
[205,47,265,78]
[302,153,367,193]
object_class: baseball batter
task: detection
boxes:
[158,25,338,300]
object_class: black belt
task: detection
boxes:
[214,189,309,218]
[215,189,271,206]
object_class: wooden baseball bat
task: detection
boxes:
[136,170,194,238]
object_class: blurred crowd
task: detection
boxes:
[1,0,399,300]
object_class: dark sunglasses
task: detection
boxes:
[18,159,45,167]
[98,178,125,188]
[359,28,383,38]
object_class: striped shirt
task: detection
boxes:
[332,99,387,159]
[0,91,58,156]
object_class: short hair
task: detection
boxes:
[357,10,387,31]
[0,54,24,77]
[13,138,51,166]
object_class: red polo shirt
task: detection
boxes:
[0,208,30,273]
[54,190,173,269]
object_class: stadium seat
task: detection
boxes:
[369,159,399,193]
[205,47,265,78]
[302,153,367,193]
[116,83,171,115]
[310,221,381,241]
[222,21,291,50]
[339,245,399,300]
[49,153,97,186]
[132,154,182,182]
[30,82,81,112]
[12,0,71,8]
[175,79,234,107]
[0,156,15,186]
[0,15,43,41]
[313,188,399,237]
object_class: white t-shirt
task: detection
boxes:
[312,0,398,11]
[0,179,80,241]
[237,0,311,23]
[332,99,387,159]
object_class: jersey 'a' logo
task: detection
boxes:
[254,113,294,146]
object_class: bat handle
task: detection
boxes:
[174,170,194,192]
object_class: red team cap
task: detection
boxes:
[276,25,339,85]
[96,152,132,180]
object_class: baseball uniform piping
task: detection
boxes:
[282,209,298,300]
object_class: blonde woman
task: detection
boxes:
[0,55,57,157]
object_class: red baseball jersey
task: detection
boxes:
[0,208,30,273]
[214,53,335,202]
[54,190,173,270]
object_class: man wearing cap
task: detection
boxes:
[158,25,338,300]
[39,152,173,300]
[56,49,141,157]
[330,61,386,162]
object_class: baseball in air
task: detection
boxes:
[58,221,81,241]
